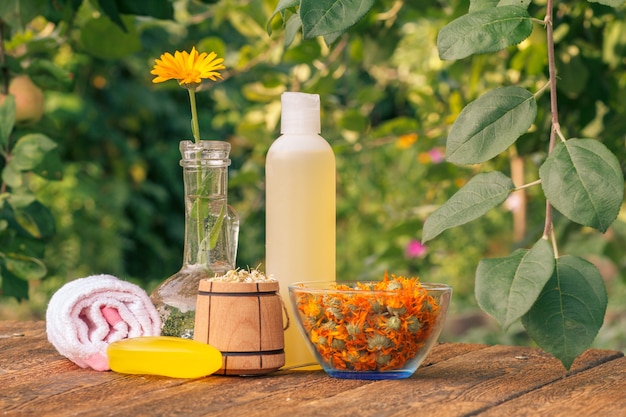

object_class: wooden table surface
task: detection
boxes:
[2,320,626,416]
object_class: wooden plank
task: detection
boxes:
[80,344,487,417]
[215,344,620,417]
[475,356,626,416]
[0,321,62,373]
[1,335,485,416]
[3,320,623,417]
[0,320,45,334]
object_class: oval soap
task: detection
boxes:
[107,336,222,378]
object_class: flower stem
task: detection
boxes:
[187,87,204,262]
[188,88,200,143]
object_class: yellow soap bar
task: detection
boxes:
[107,336,222,379]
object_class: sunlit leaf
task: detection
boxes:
[587,0,626,6]
[267,0,299,35]
[8,133,58,172]
[437,6,533,60]
[2,253,47,281]
[1,164,22,188]
[0,0,47,32]
[469,0,531,12]
[476,239,554,330]
[0,94,16,147]
[10,200,56,239]
[539,138,624,233]
[499,0,532,7]
[469,0,499,12]
[422,171,515,242]
[300,0,375,39]
[284,13,303,47]
[522,255,607,369]
[446,86,537,164]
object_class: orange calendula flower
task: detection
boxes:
[294,273,441,372]
[151,47,225,87]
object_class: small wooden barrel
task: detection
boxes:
[194,280,285,375]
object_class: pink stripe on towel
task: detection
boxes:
[46,274,161,371]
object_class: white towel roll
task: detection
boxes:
[46,274,161,371]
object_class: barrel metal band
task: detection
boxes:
[198,291,276,297]
[221,349,285,357]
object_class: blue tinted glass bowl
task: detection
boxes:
[289,280,452,380]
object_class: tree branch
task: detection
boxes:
[543,0,559,241]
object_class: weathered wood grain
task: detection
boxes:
[475,356,626,416]
[0,320,623,417]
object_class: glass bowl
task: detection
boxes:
[289,278,452,380]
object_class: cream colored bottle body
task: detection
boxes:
[266,95,336,368]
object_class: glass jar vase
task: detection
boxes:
[150,140,239,338]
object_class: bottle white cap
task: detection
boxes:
[280,92,321,134]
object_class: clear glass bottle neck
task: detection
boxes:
[179,140,235,272]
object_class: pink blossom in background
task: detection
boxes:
[505,192,523,212]
[405,239,427,259]
[428,147,445,164]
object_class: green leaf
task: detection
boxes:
[197,37,227,62]
[498,0,532,7]
[95,0,126,31]
[476,239,555,330]
[437,6,533,61]
[284,13,303,47]
[26,60,74,91]
[469,0,499,12]
[522,255,607,369]
[80,16,141,60]
[32,148,63,181]
[422,171,515,242]
[8,133,58,172]
[469,0,531,12]
[2,253,47,281]
[1,164,22,188]
[267,0,299,35]
[446,86,537,165]
[0,268,29,300]
[115,0,174,20]
[556,47,589,98]
[587,0,626,6]
[339,109,370,132]
[8,200,56,239]
[0,0,47,32]
[323,31,344,47]
[43,0,82,24]
[300,0,375,39]
[539,138,624,233]
[0,94,16,147]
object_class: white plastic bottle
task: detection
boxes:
[265,92,336,368]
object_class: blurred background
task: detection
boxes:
[1,0,625,351]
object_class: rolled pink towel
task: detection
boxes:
[46,274,161,371]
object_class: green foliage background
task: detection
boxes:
[1,0,626,352]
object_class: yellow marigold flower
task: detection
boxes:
[151,47,225,88]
